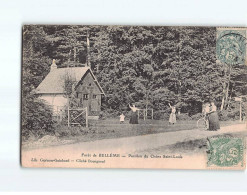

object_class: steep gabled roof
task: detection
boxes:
[35,67,104,95]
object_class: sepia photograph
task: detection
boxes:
[21,25,247,169]
[2,0,247,192]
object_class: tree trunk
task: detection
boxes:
[220,95,225,111]
[97,49,100,73]
[145,90,148,115]
[224,65,232,109]
[225,82,230,104]
[97,64,100,73]
[220,82,226,111]
[86,30,91,67]
[68,50,71,64]
[227,95,232,110]
[220,65,232,111]
[74,47,77,62]
[226,84,234,109]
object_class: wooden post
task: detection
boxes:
[152,109,153,120]
[86,107,88,128]
[67,106,70,127]
[137,110,139,120]
[143,109,146,121]
[235,97,243,122]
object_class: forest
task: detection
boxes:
[22,25,247,138]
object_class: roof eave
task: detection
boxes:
[75,68,105,95]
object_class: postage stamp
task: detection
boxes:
[207,137,245,168]
[216,29,246,65]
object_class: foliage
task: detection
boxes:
[218,101,245,121]
[21,95,54,140]
[22,25,247,133]
[22,26,55,139]
[54,125,89,137]
[177,113,192,121]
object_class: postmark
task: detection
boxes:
[216,29,246,65]
[207,137,245,168]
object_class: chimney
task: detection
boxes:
[50,59,57,71]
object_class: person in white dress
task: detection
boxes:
[119,113,125,124]
[203,103,210,129]
[168,103,176,125]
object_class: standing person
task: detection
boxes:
[203,102,210,130]
[208,101,220,131]
[168,103,176,125]
[203,103,211,115]
[119,113,125,124]
[129,104,139,124]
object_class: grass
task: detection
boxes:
[23,118,245,150]
[60,118,244,143]
[61,119,197,143]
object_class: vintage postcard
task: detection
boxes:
[21,25,247,169]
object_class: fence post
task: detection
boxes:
[143,109,146,121]
[152,109,153,120]
[86,107,88,128]
[137,110,139,120]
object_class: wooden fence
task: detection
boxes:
[67,107,88,127]
[137,109,153,120]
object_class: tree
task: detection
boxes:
[22,25,247,120]
[22,25,54,139]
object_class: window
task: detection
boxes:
[83,94,88,100]
[93,95,97,99]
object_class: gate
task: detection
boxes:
[67,107,88,127]
[137,109,153,120]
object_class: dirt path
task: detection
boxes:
[21,123,246,168]
[22,123,246,155]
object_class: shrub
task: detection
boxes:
[55,127,71,137]
[22,96,55,140]
[153,111,169,120]
[190,113,202,120]
[218,110,229,121]
[177,113,191,120]
[218,109,240,121]
[99,110,118,120]
[99,110,132,120]
[218,101,244,121]
[54,124,90,137]
[99,111,107,120]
